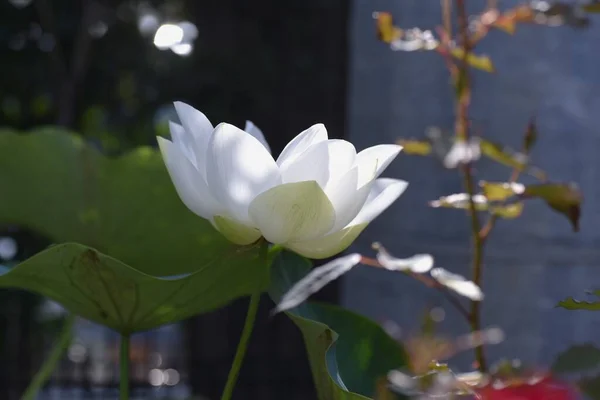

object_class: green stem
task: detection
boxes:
[220,240,268,400]
[21,314,75,400]
[120,333,130,400]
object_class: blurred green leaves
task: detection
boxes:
[552,343,600,373]
[1,242,268,333]
[0,128,234,276]
[552,343,600,400]
[269,251,408,399]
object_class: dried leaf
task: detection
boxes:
[523,183,582,232]
[374,12,403,44]
[449,48,495,72]
[492,15,517,34]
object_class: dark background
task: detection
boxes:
[0,0,350,398]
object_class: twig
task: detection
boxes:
[442,0,453,38]
[455,0,487,372]
[360,256,471,321]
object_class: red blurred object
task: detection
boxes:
[477,375,579,400]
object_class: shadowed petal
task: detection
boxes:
[157,137,222,220]
[206,123,281,224]
[248,181,335,244]
[350,178,408,226]
[285,223,368,259]
[244,120,271,154]
[213,215,262,245]
[277,124,328,168]
[354,144,403,188]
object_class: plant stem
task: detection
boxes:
[120,333,130,400]
[455,0,487,372]
[21,314,75,400]
[220,240,268,400]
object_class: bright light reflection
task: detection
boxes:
[9,0,32,8]
[178,21,198,41]
[153,24,184,50]
[148,369,164,386]
[163,368,180,386]
[138,13,160,36]
[0,237,17,260]
[171,43,193,56]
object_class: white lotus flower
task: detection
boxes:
[157,102,407,259]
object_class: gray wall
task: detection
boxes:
[343,0,600,368]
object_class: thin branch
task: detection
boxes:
[455,0,487,372]
[360,256,471,321]
[442,0,453,38]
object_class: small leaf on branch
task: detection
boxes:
[523,183,582,232]
[492,15,517,34]
[480,181,525,202]
[449,48,495,73]
[431,189,524,219]
[479,139,546,179]
[490,203,524,219]
[557,291,600,311]
[396,139,432,156]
